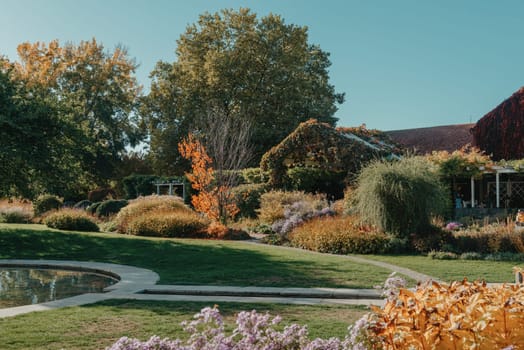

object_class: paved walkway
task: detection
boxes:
[0,251,439,318]
[242,241,440,283]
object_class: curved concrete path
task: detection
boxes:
[0,250,439,318]
[242,241,441,283]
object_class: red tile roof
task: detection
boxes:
[385,124,475,154]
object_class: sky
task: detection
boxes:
[1,0,523,131]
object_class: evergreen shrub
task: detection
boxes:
[86,202,102,215]
[33,194,63,216]
[95,199,129,217]
[231,183,267,218]
[286,167,346,199]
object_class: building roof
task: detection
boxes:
[385,124,475,154]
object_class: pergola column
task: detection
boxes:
[471,176,475,208]
[496,171,500,208]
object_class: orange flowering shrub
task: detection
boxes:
[178,134,239,223]
[369,279,524,349]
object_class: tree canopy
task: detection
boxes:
[0,68,85,198]
[1,39,144,198]
[143,8,344,174]
[9,39,144,183]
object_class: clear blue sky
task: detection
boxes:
[1,0,523,130]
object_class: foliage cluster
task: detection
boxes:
[121,174,157,199]
[351,157,449,237]
[43,209,99,232]
[87,188,116,203]
[145,8,344,174]
[230,183,267,219]
[426,145,492,179]
[260,119,382,188]
[0,199,34,223]
[1,39,143,199]
[286,167,347,199]
[33,194,63,216]
[289,216,389,254]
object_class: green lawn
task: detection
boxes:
[0,224,394,288]
[0,300,367,350]
[361,254,519,283]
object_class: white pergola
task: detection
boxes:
[153,181,186,199]
[469,166,519,208]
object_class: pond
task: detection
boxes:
[0,268,117,308]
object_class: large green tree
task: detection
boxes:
[0,68,86,198]
[144,8,344,174]
[10,39,144,183]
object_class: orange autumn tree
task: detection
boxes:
[178,133,239,224]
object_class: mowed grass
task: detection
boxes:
[362,254,519,283]
[0,224,393,288]
[0,300,367,350]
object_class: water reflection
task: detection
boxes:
[0,268,117,308]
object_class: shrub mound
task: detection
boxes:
[95,199,129,217]
[125,210,209,238]
[289,215,389,254]
[453,224,524,254]
[73,200,92,210]
[115,195,207,237]
[33,194,62,216]
[44,209,99,232]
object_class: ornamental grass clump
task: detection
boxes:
[289,215,389,254]
[125,209,209,238]
[115,195,188,233]
[351,157,449,238]
[43,209,99,232]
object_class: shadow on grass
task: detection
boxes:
[0,225,385,288]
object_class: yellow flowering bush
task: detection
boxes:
[369,279,524,349]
